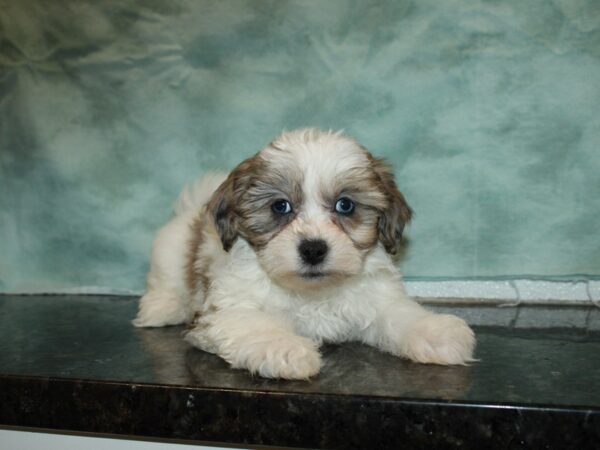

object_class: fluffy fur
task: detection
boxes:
[134,128,475,379]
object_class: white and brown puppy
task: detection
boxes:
[134,128,475,379]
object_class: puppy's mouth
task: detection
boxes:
[271,269,351,291]
[301,271,329,279]
[298,269,350,282]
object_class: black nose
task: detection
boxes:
[298,239,328,266]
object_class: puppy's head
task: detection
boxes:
[208,128,412,291]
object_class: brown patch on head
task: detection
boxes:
[207,152,304,251]
[326,163,388,252]
[185,214,211,295]
[327,146,412,255]
[237,157,303,250]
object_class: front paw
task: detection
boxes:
[401,314,476,365]
[239,335,322,380]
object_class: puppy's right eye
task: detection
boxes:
[272,199,292,215]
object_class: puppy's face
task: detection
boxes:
[208,129,412,291]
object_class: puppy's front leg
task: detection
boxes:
[362,290,476,365]
[185,308,322,379]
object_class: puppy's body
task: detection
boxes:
[135,129,475,379]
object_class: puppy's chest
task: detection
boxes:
[288,298,376,343]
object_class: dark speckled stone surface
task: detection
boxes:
[1,295,599,449]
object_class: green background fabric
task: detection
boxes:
[1,0,599,293]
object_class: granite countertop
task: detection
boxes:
[1,295,599,449]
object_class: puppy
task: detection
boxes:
[134,128,475,379]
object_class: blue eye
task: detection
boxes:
[335,197,355,215]
[272,199,292,214]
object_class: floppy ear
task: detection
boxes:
[206,156,260,251]
[207,173,239,252]
[371,157,413,255]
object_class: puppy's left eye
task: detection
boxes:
[272,199,292,215]
[335,197,355,215]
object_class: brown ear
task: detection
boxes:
[206,155,260,251]
[207,173,239,252]
[371,157,412,255]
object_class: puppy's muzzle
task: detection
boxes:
[298,239,328,266]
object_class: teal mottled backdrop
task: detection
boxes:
[1,0,599,293]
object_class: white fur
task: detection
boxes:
[134,129,476,379]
